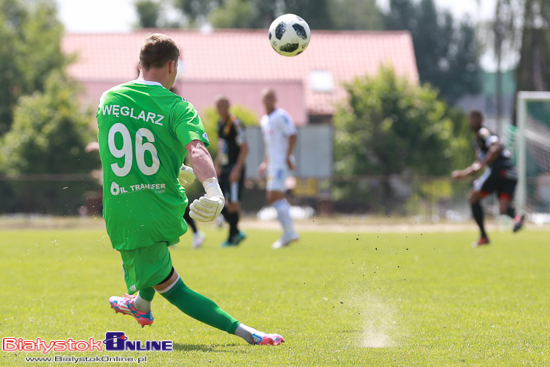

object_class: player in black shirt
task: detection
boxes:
[452,110,525,247]
[214,96,249,247]
[171,86,206,249]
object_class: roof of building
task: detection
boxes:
[63,29,418,117]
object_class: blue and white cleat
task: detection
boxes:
[251,333,285,346]
[109,294,154,328]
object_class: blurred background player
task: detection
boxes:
[452,110,525,247]
[172,86,206,249]
[178,165,206,249]
[214,96,249,247]
[99,33,283,345]
[183,201,206,248]
[259,88,299,249]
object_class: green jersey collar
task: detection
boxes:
[133,80,165,89]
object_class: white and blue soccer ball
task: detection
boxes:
[268,14,310,57]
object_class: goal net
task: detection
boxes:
[515,92,550,224]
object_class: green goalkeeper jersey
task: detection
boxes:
[96,80,209,251]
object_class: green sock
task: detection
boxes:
[139,287,155,302]
[160,278,240,334]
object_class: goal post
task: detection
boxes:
[515,91,550,222]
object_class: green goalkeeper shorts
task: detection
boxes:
[120,241,173,294]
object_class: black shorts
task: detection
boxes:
[220,166,245,203]
[473,167,518,200]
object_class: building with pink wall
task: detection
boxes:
[63,30,418,124]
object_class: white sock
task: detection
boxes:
[272,199,294,233]
[133,293,151,312]
[234,323,264,344]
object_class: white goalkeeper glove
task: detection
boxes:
[178,164,196,185]
[189,178,225,222]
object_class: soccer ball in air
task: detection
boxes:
[268,14,310,57]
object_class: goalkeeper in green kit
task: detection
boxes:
[97,33,283,346]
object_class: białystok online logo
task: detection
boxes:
[103,332,172,351]
[2,332,172,354]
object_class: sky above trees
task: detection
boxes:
[56,0,497,33]
[55,0,505,70]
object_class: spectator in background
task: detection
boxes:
[214,96,248,247]
[259,88,299,249]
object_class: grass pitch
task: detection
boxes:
[1,222,549,366]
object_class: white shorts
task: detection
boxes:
[266,166,288,192]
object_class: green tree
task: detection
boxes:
[329,0,384,31]
[171,0,274,29]
[516,0,550,92]
[148,0,382,30]
[385,0,481,104]
[248,0,277,28]
[0,1,23,135]
[0,0,98,214]
[487,0,521,134]
[332,67,473,211]
[209,0,255,29]
[1,72,99,175]
[334,67,464,177]
[385,0,416,29]
[0,72,100,214]
[444,20,480,104]
[135,0,162,28]
[0,0,67,135]
[172,0,222,26]
[284,0,332,30]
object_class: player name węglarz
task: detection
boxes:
[101,105,164,126]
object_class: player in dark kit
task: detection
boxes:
[214,96,249,247]
[452,110,525,247]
